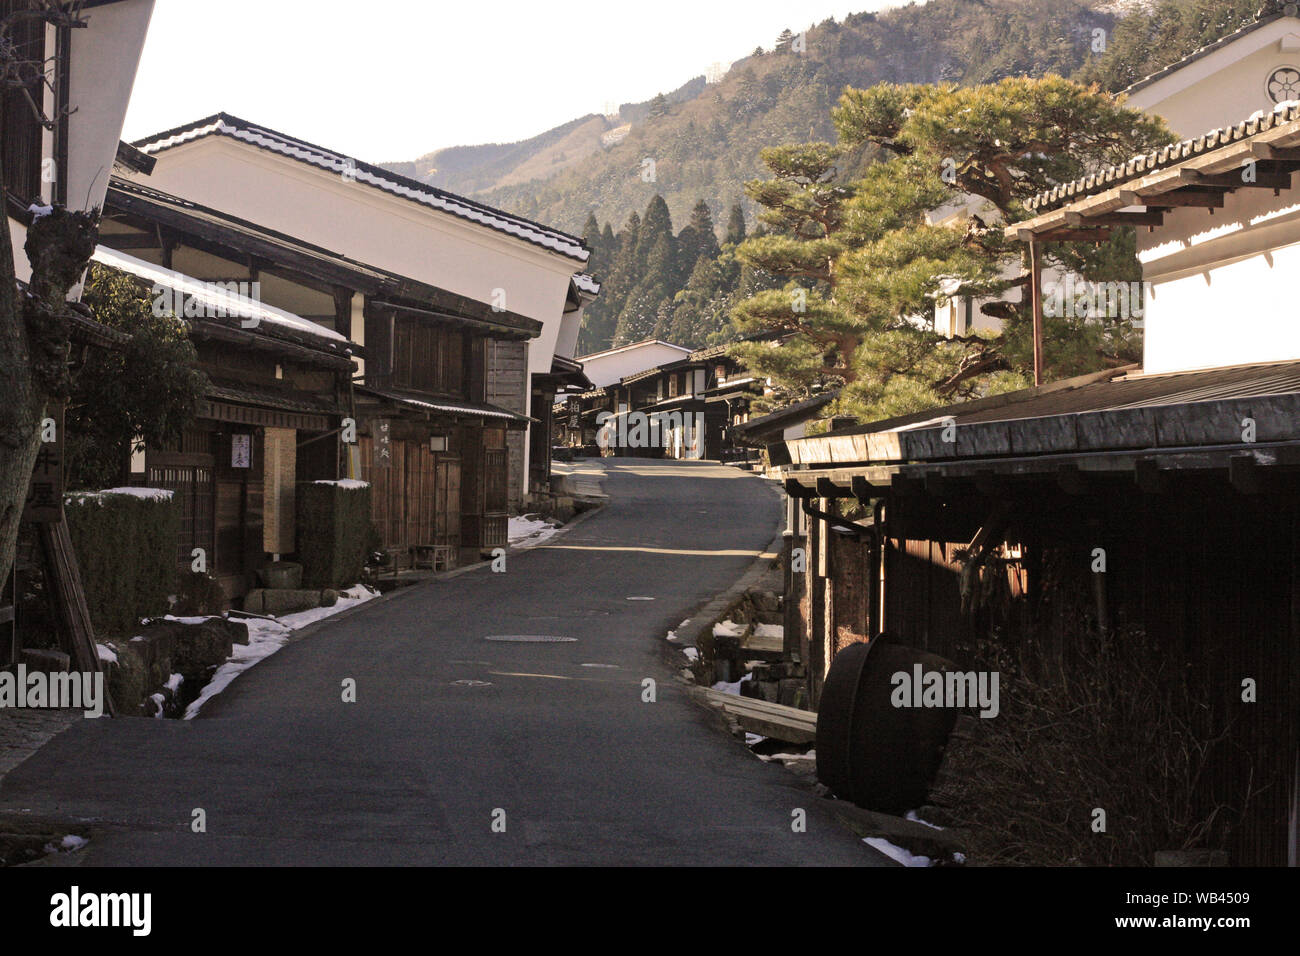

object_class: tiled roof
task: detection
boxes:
[92,245,351,351]
[133,113,589,263]
[573,273,601,295]
[355,385,531,424]
[777,359,1300,473]
[576,338,691,361]
[733,390,838,444]
[207,379,343,416]
[1024,100,1300,213]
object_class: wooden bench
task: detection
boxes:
[701,687,818,744]
[410,544,453,571]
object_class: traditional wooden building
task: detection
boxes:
[97,176,535,590]
[564,344,761,460]
[123,113,592,514]
[3,0,156,666]
[770,102,1300,866]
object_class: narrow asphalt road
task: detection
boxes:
[1,459,886,866]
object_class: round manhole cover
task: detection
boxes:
[451,679,493,686]
[482,634,578,643]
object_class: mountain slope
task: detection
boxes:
[383,0,1116,234]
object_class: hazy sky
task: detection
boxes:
[121,0,902,163]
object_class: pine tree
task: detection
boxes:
[728,142,857,405]
[580,212,640,354]
[729,76,1175,421]
[648,93,670,119]
[776,28,796,52]
[676,200,721,278]
[581,213,601,255]
[724,204,747,246]
[615,232,675,345]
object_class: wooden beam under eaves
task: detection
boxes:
[1250,143,1300,163]
[1119,187,1224,209]
[1064,210,1164,227]
[1018,227,1112,243]
[1177,168,1292,190]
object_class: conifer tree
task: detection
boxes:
[724,204,747,246]
[729,77,1175,421]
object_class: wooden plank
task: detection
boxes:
[743,631,784,655]
[703,687,818,725]
[730,712,817,744]
[39,519,115,716]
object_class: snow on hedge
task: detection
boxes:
[313,479,369,489]
[66,487,174,505]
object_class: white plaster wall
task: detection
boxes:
[139,138,576,380]
[8,0,153,285]
[579,343,692,387]
[68,0,155,213]
[1139,179,1300,373]
[1127,18,1300,137]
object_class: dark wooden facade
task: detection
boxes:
[359,301,529,565]
[556,347,756,460]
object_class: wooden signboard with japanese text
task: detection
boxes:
[23,405,64,524]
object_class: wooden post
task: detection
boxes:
[1030,239,1045,387]
[39,518,115,716]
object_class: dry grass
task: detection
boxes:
[930,622,1251,866]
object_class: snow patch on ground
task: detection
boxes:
[713,620,746,639]
[184,585,378,719]
[905,810,943,830]
[313,479,369,489]
[711,673,753,695]
[43,833,88,854]
[95,643,117,663]
[864,837,933,867]
[682,646,699,661]
[508,514,561,549]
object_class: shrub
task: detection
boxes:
[930,618,1243,866]
[172,570,226,617]
[64,488,180,635]
[296,480,372,589]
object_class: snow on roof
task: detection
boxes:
[134,114,590,263]
[573,273,601,295]
[92,246,348,344]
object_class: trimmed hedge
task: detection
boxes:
[64,488,180,635]
[296,480,372,589]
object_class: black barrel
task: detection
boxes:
[815,635,959,813]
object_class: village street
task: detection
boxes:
[0,460,885,866]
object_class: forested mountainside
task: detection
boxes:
[385,0,1263,353]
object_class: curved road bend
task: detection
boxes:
[1,459,888,866]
